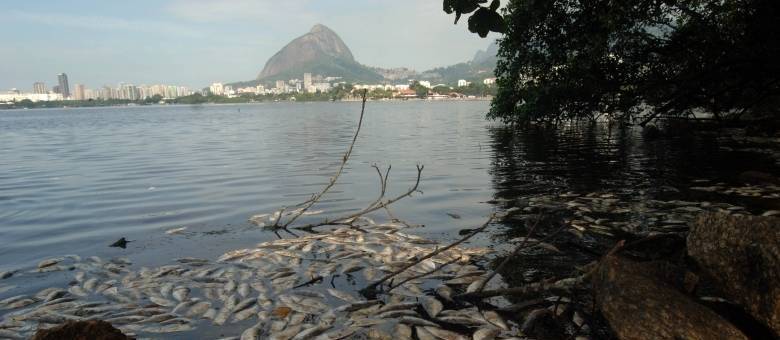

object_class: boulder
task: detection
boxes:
[31,320,130,340]
[688,213,780,335]
[592,255,747,340]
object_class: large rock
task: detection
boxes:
[688,213,780,335]
[31,320,130,340]
[592,255,747,340]
[256,24,382,83]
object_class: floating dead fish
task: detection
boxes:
[166,227,188,235]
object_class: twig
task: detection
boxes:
[476,214,543,292]
[276,90,368,228]
[360,213,495,296]
[388,256,462,292]
[293,165,424,230]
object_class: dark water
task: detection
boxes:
[1,101,776,274]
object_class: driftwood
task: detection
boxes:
[688,213,780,335]
[591,255,748,340]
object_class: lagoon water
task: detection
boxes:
[0,101,772,274]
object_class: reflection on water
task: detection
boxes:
[0,102,776,286]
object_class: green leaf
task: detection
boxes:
[489,0,500,12]
[468,7,505,37]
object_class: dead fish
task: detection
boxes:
[420,297,443,317]
[395,323,413,340]
[314,326,359,340]
[435,285,453,302]
[415,326,438,340]
[142,323,194,333]
[482,311,508,331]
[150,296,177,307]
[241,323,263,340]
[166,227,187,235]
[232,306,259,323]
[292,324,331,340]
[269,324,303,340]
[186,301,212,317]
[172,287,190,302]
[38,257,64,269]
[238,282,251,297]
[232,298,258,313]
[424,326,469,340]
[160,282,174,297]
[327,289,359,303]
[399,316,439,327]
[446,213,462,219]
[472,327,501,340]
[334,300,381,312]
[0,271,14,280]
[68,285,88,297]
[83,278,99,292]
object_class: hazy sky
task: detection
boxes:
[1,1,498,90]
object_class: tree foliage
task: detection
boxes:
[445,0,780,125]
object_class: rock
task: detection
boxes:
[31,320,130,340]
[688,213,780,335]
[592,255,748,340]
[109,237,131,249]
[737,170,779,185]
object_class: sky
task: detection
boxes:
[1,1,498,90]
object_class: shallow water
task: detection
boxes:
[0,101,500,272]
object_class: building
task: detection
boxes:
[57,73,70,99]
[275,80,286,93]
[74,84,86,100]
[457,79,471,87]
[33,82,47,94]
[483,77,497,85]
[303,73,312,92]
[418,81,432,88]
[209,83,224,96]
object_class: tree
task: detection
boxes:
[410,81,430,98]
[445,0,780,125]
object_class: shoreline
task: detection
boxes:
[0,96,492,111]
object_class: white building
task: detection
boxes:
[457,79,471,87]
[483,77,497,85]
[209,83,225,96]
[418,81,432,88]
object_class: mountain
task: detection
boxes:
[471,41,499,64]
[255,24,383,84]
[229,27,497,88]
[416,41,498,85]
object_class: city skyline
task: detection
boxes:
[0,1,499,90]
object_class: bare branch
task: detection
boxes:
[293,165,424,230]
[388,256,461,292]
[276,90,368,228]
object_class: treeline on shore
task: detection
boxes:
[1,83,497,110]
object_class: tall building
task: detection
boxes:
[33,82,47,94]
[209,83,224,96]
[275,80,286,92]
[74,84,86,100]
[303,73,312,92]
[57,73,70,98]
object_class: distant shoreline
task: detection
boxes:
[0,96,492,111]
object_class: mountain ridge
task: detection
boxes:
[232,25,497,87]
